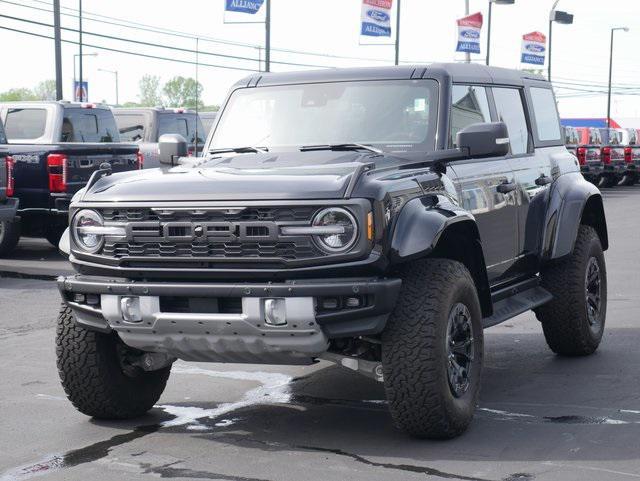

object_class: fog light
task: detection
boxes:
[322,297,339,310]
[120,296,142,323]
[345,297,361,308]
[73,293,86,303]
[264,298,287,326]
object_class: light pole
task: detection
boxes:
[78,0,83,99]
[607,27,629,135]
[73,52,97,100]
[53,0,63,100]
[395,0,401,66]
[547,8,574,82]
[98,69,119,106]
[486,0,515,66]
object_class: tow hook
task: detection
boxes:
[320,352,384,382]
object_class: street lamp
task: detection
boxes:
[98,69,119,106]
[73,52,97,101]
[486,0,515,66]
[607,27,629,135]
[547,8,574,82]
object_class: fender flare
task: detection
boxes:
[389,196,492,317]
[543,172,608,260]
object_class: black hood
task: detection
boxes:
[81,150,385,202]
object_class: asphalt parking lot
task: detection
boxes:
[0,187,639,481]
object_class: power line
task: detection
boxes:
[5,0,411,64]
[0,23,256,72]
[0,13,338,70]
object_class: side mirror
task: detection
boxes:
[158,134,188,166]
[457,122,510,159]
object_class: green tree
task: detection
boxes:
[33,80,57,101]
[162,76,203,109]
[138,75,162,107]
[0,88,38,101]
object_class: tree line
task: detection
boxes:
[0,76,218,111]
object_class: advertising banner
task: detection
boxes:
[361,0,393,37]
[521,31,547,65]
[455,12,483,54]
[225,0,265,14]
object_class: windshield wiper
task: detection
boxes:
[209,146,269,154]
[299,143,383,154]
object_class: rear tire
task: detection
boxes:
[382,259,483,439]
[56,304,171,419]
[0,220,20,257]
[535,225,607,356]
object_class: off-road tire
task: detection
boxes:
[56,304,171,419]
[382,259,483,439]
[535,225,607,356]
[0,220,20,257]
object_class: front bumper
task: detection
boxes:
[0,198,18,222]
[57,275,402,365]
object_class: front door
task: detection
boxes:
[447,84,519,284]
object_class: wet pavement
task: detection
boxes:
[1,186,640,481]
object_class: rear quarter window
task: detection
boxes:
[529,87,561,142]
[61,108,120,143]
[5,108,47,140]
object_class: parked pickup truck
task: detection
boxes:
[575,127,603,185]
[597,128,627,187]
[619,128,640,185]
[0,120,18,252]
[113,107,206,168]
[56,64,608,440]
[0,101,141,254]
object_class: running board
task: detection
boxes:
[483,286,553,329]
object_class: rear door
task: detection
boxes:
[494,85,555,278]
[447,84,519,284]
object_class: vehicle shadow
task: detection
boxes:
[101,326,640,466]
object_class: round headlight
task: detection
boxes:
[72,209,104,253]
[312,208,358,253]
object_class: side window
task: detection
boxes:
[5,108,47,140]
[492,88,530,155]
[450,85,491,147]
[116,114,146,142]
[529,87,561,142]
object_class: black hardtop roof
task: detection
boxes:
[235,63,548,89]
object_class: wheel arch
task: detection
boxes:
[389,197,492,318]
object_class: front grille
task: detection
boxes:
[98,205,327,264]
[103,240,321,259]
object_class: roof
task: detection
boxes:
[0,100,111,109]
[234,63,548,89]
[561,118,621,129]
[113,107,198,114]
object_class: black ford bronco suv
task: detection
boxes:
[56,64,608,439]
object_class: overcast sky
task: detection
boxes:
[1,0,640,119]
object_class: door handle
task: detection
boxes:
[535,175,552,186]
[497,181,517,194]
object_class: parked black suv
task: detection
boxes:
[56,64,608,439]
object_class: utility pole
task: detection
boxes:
[395,0,401,66]
[464,0,470,63]
[265,0,271,72]
[78,0,84,101]
[53,0,63,100]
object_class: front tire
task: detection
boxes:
[535,225,607,356]
[56,304,171,419]
[382,259,483,439]
[597,175,616,188]
[618,173,637,186]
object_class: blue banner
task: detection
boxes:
[455,13,483,54]
[225,0,264,14]
[73,81,88,102]
[361,0,393,38]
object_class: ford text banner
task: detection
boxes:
[455,12,483,54]
[361,0,393,37]
[225,0,265,14]
[521,31,547,65]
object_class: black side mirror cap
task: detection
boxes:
[158,134,188,166]
[456,122,510,159]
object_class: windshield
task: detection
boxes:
[210,80,438,153]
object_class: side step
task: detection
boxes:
[483,282,553,329]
